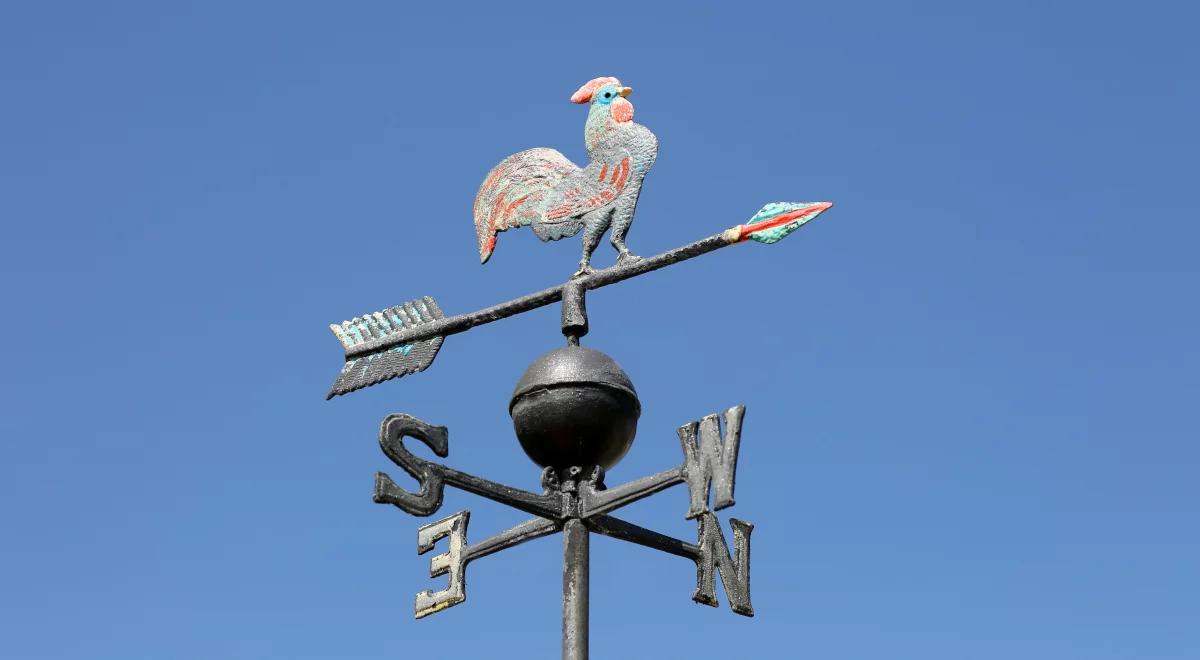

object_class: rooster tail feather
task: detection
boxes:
[473,148,579,263]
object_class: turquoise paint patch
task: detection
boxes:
[744,202,825,245]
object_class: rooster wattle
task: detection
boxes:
[473,76,659,275]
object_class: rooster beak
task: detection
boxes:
[619,87,633,97]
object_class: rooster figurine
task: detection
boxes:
[473,76,658,275]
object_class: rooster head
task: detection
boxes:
[570,76,634,123]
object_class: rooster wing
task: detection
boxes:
[533,150,632,242]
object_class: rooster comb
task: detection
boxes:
[570,76,622,104]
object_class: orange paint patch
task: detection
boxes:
[482,168,503,191]
[612,158,629,188]
[488,193,507,231]
[502,195,529,226]
[612,98,633,123]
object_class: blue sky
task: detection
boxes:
[2,2,1197,658]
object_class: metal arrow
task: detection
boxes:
[326,201,832,398]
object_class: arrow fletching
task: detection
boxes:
[734,201,833,244]
[327,297,445,399]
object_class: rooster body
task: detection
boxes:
[474,77,658,274]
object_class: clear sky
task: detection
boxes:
[2,2,1197,658]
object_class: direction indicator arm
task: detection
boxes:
[413,513,563,619]
[374,413,563,520]
[587,512,755,617]
[437,465,564,521]
[463,516,562,564]
[579,465,685,518]
[586,514,699,561]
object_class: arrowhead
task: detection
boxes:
[738,202,833,244]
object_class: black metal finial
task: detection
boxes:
[509,346,639,471]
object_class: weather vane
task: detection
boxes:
[325,76,833,659]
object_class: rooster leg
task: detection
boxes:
[574,213,609,277]
[610,191,641,264]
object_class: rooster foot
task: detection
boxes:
[572,265,595,279]
[616,252,642,266]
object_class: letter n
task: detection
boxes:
[678,404,745,519]
[693,512,754,617]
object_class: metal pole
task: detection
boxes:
[562,517,589,660]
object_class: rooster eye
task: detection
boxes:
[603,91,612,98]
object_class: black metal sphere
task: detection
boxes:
[509,346,640,471]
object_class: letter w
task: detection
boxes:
[678,404,745,519]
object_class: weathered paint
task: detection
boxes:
[569,76,621,104]
[415,511,470,618]
[326,297,445,398]
[737,201,833,244]
[473,76,657,273]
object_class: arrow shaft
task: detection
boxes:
[344,227,737,359]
